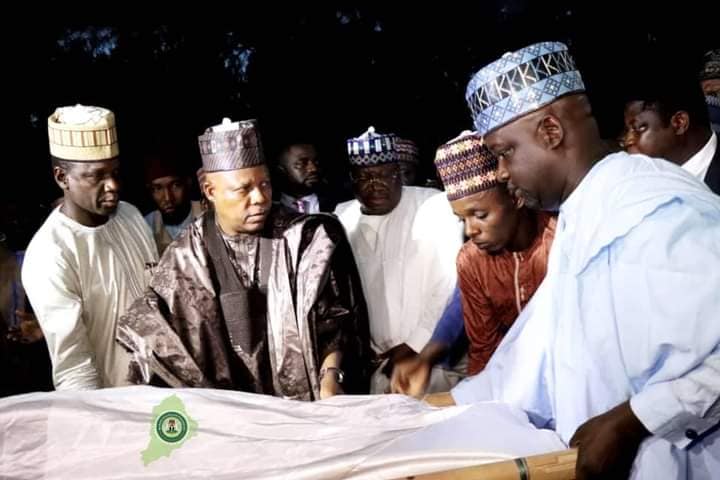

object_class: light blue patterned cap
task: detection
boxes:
[465,42,585,136]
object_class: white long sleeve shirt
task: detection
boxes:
[23,202,158,390]
[452,153,720,478]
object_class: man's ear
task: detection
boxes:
[53,166,69,191]
[202,178,215,203]
[670,111,690,136]
[536,114,565,150]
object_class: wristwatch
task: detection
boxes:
[319,367,344,384]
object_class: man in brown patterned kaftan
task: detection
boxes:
[118,118,372,399]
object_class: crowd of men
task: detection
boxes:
[2,45,719,479]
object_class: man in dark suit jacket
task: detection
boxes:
[275,142,341,213]
[621,69,719,195]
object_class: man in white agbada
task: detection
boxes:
[452,41,720,479]
[22,105,158,390]
[334,127,463,393]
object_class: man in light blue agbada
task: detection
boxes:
[453,41,720,479]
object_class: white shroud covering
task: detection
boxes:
[0,386,566,479]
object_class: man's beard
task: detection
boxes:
[161,202,191,226]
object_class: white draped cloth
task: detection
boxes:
[0,387,566,479]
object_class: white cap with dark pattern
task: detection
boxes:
[346,126,398,167]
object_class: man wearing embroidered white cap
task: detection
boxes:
[118,118,372,399]
[22,104,158,390]
[450,42,720,479]
[334,127,464,394]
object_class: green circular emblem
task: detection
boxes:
[156,411,188,444]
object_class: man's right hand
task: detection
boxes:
[390,354,431,398]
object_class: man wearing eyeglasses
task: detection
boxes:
[334,127,464,394]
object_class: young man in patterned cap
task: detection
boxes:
[118,119,372,400]
[334,127,463,394]
[22,105,158,390]
[621,69,719,194]
[450,42,720,479]
[392,132,555,398]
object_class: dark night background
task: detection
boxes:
[0,1,718,396]
[4,2,719,241]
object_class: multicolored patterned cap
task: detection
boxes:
[434,131,498,201]
[395,137,419,164]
